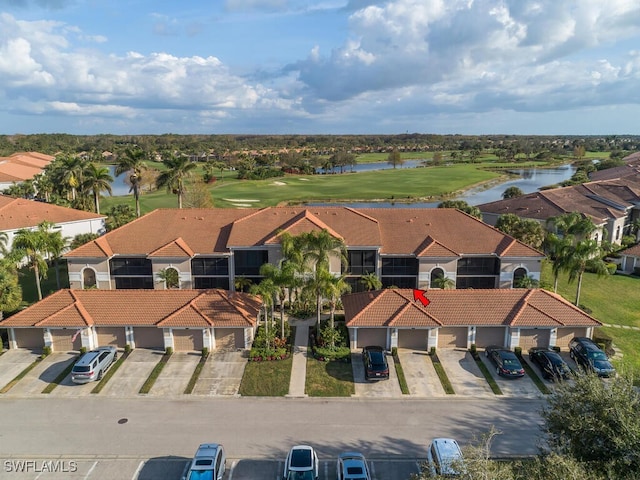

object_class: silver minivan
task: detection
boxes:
[71,346,117,384]
[426,438,465,477]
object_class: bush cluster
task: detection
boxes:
[312,346,351,362]
[248,348,290,361]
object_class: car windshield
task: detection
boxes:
[502,356,520,367]
[588,351,607,361]
[369,352,386,366]
[290,449,312,468]
[593,359,613,370]
[286,471,315,480]
[187,470,214,480]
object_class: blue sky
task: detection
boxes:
[2,0,640,135]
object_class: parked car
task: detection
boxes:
[569,337,616,377]
[485,346,525,378]
[283,445,318,480]
[182,443,225,480]
[71,346,117,384]
[426,438,465,477]
[336,452,371,480]
[362,345,389,380]
[528,347,571,381]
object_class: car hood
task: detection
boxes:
[592,359,614,371]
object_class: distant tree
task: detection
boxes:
[183,180,214,208]
[560,238,609,305]
[155,155,198,208]
[115,148,147,217]
[495,214,545,249]
[432,276,455,289]
[105,205,136,231]
[387,149,404,169]
[573,145,586,159]
[157,268,179,289]
[70,233,100,251]
[437,200,482,219]
[431,152,443,166]
[11,226,49,300]
[502,186,524,199]
[82,163,113,214]
[0,260,23,313]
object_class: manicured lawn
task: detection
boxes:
[17,263,70,305]
[305,358,354,397]
[238,356,293,396]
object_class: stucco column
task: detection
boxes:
[126,326,135,349]
[80,328,95,350]
[427,328,438,351]
[164,328,174,351]
[549,328,558,348]
[390,328,398,350]
[507,328,519,350]
[8,328,17,349]
[467,326,476,348]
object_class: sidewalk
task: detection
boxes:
[286,316,317,397]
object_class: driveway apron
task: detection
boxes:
[480,350,543,398]
[3,352,77,396]
[0,349,41,391]
[436,349,494,397]
[397,349,445,397]
[100,349,163,397]
[352,352,403,397]
[192,350,247,396]
[148,352,201,396]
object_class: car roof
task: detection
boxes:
[189,443,221,471]
[431,438,462,458]
[289,445,314,469]
[75,350,101,366]
[339,453,368,478]
[363,345,384,351]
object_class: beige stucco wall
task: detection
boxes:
[67,258,111,289]
[418,258,458,289]
[498,258,543,288]
[152,258,193,289]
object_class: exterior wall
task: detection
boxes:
[418,258,458,289]
[67,258,111,290]
[2,218,105,254]
[620,254,639,274]
[604,216,627,245]
[152,258,192,289]
[499,258,542,288]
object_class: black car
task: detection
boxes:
[485,346,525,378]
[528,347,571,381]
[569,337,616,377]
[362,346,389,380]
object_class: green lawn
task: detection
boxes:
[305,357,354,397]
[16,263,69,306]
[238,356,293,396]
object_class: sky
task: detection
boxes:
[2,0,640,135]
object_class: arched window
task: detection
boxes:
[159,267,180,289]
[513,267,527,288]
[83,268,97,289]
[430,268,445,288]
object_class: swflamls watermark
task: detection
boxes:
[4,460,78,473]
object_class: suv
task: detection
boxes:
[336,452,371,480]
[71,346,117,384]
[426,438,465,477]
[283,445,318,480]
[362,345,389,380]
[569,337,615,377]
[182,443,226,480]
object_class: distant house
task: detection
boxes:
[64,206,544,292]
[0,195,106,252]
[0,152,55,191]
[618,243,640,274]
[342,288,601,351]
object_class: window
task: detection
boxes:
[192,258,229,276]
[456,257,499,275]
[83,268,96,288]
[194,277,229,290]
[110,258,152,276]
[513,267,527,288]
[234,250,268,276]
[115,277,154,289]
[381,276,416,289]
[381,257,418,276]
[347,250,376,275]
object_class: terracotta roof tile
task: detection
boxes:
[0,289,259,329]
[0,195,104,231]
[620,243,640,257]
[149,237,195,257]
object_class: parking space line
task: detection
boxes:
[227,459,237,480]
[131,460,144,480]
[84,460,98,479]
[370,460,376,479]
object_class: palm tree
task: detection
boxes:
[11,228,49,300]
[250,279,277,350]
[57,155,85,201]
[0,259,22,313]
[561,239,609,305]
[260,263,288,338]
[547,212,597,241]
[432,276,456,289]
[323,273,351,346]
[39,221,69,290]
[115,148,147,217]
[543,232,573,293]
[82,163,113,214]
[360,272,382,292]
[234,276,252,293]
[156,155,198,208]
[302,229,348,273]
[302,266,333,328]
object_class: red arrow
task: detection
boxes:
[413,289,430,306]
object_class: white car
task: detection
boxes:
[182,443,226,480]
[336,452,371,480]
[426,438,465,477]
[283,445,318,480]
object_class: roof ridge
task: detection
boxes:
[387,293,443,326]
[508,289,535,326]
[415,235,459,256]
[348,290,385,324]
[536,289,601,325]
[343,207,380,224]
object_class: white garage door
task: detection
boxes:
[134,327,165,350]
[555,327,588,351]
[96,327,126,348]
[50,329,82,352]
[438,327,468,349]
[519,329,551,350]
[398,329,428,350]
[355,328,387,349]
[475,327,506,348]
[14,328,44,350]
[173,329,204,352]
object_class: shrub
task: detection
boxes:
[313,346,351,362]
[429,346,436,356]
[165,346,174,355]
[201,347,209,358]
[124,344,132,353]
[79,347,87,355]
[248,347,289,361]
[391,346,398,357]
[42,346,52,357]
[470,343,477,356]
[634,266,640,277]
[514,346,522,356]
[552,346,561,353]
[593,330,613,351]
[605,263,618,275]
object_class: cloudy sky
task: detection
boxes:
[2,0,640,135]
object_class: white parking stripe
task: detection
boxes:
[227,459,237,480]
[84,461,98,479]
[131,460,144,480]
[369,460,376,479]
[324,460,329,478]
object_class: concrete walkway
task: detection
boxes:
[286,316,316,397]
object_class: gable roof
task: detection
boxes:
[0,152,54,183]
[0,195,104,231]
[619,243,640,258]
[0,289,261,329]
[66,207,542,259]
[342,289,600,329]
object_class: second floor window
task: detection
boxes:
[347,250,376,275]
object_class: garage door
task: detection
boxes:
[475,327,506,348]
[398,329,428,350]
[215,328,239,350]
[355,328,387,349]
[438,327,468,349]
[555,327,588,351]
[133,327,164,350]
[519,329,551,350]
[96,327,126,348]
[173,329,204,352]
[50,329,82,352]
[13,328,44,350]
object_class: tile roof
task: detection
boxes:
[0,289,260,329]
[0,152,54,183]
[66,207,542,259]
[342,288,600,328]
[0,195,104,231]
[619,243,640,257]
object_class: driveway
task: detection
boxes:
[479,349,543,398]
[396,349,445,397]
[2,352,77,396]
[100,348,163,397]
[148,352,201,397]
[0,349,41,391]
[351,352,402,397]
[436,348,494,397]
[192,350,247,396]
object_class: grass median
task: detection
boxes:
[471,349,503,395]
[91,350,130,394]
[0,357,43,394]
[138,351,172,394]
[430,352,455,394]
[42,354,81,394]
[183,352,209,394]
